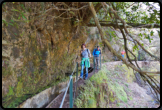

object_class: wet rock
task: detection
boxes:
[28,61,34,74]
[135,72,145,87]
[12,46,20,59]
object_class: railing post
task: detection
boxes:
[69,75,73,108]
[76,62,78,81]
[74,62,78,102]
[93,56,95,73]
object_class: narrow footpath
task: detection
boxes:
[46,64,100,108]
[46,61,160,108]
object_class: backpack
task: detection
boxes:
[80,49,90,57]
[94,48,101,55]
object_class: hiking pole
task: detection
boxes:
[93,56,95,73]
[100,54,101,69]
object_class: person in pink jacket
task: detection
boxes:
[121,50,125,60]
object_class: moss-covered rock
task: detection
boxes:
[2,2,121,108]
[2,2,101,108]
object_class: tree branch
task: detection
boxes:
[82,2,102,25]
[128,34,160,62]
[116,19,135,68]
[87,22,160,28]
[90,2,160,103]
[102,2,160,62]
[88,2,160,74]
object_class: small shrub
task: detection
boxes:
[7,86,14,96]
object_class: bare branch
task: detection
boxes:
[101,2,160,62]
[125,2,136,8]
[89,2,160,74]
[128,34,160,62]
[87,22,160,28]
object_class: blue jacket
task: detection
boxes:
[92,48,101,57]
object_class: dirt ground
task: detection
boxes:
[105,61,160,108]
[108,81,160,108]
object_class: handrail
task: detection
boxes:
[59,75,72,108]
[59,64,77,108]
[59,55,102,108]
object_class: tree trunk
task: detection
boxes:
[88,2,160,75]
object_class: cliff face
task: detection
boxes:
[2,2,160,108]
[2,2,103,107]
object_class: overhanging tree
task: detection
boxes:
[2,2,160,102]
[88,2,160,102]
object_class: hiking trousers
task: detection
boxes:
[94,56,99,68]
[121,54,124,61]
[80,64,88,79]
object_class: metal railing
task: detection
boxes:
[59,64,76,108]
[59,55,101,108]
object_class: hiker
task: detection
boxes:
[92,46,101,70]
[80,44,91,80]
[121,50,125,61]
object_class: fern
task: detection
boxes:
[2,19,8,26]
[7,86,14,96]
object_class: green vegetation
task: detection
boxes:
[121,64,135,83]
[16,82,23,97]
[2,66,12,77]
[74,64,137,108]
[129,96,133,100]
[6,95,30,108]
[109,81,127,103]
[2,2,160,108]
[3,75,70,108]
[7,86,14,96]
[74,65,130,108]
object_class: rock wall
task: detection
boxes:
[3,2,160,108]
[2,2,101,108]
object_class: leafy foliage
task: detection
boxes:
[113,2,160,24]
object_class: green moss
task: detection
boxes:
[121,64,135,83]
[2,86,15,107]
[6,94,32,108]
[129,96,133,100]
[75,65,134,108]
[74,67,113,108]
[2,66,12,77]
[107,66,129,104]
[99,91,106,107]
[112,82,127,103]
[89,67,108,85]
[109,91,116,102]
[3,83,30,108]
[16,82,23,97]
[7,86,14,96]
[88,98,97,108]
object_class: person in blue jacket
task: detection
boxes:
[92,46,101,69]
